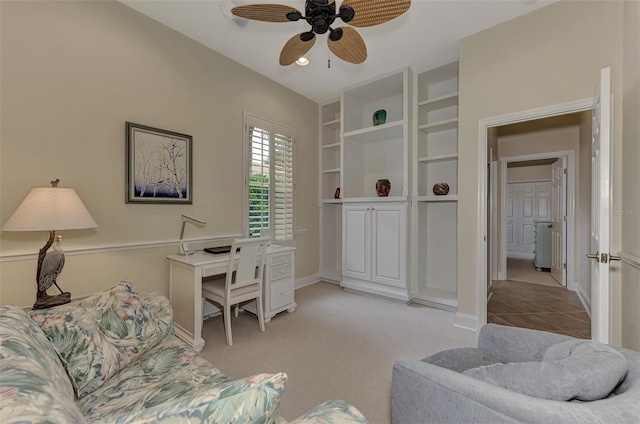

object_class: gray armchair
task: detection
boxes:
[392,324,640,423]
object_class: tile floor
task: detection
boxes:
[487,279,591,339]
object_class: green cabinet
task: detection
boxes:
[533,221,551,271]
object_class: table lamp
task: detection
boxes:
[178,214,206,256]
[1,179,98,309]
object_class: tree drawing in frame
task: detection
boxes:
[126,122,192,204]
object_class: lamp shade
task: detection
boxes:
[2,187,98,232]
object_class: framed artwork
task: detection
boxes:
[126,122,192,204]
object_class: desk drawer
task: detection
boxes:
[202,266,218,277]
[270,263,293,282]
[270,279,294,310]
[270,252,293,267]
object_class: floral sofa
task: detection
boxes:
[0,281,368,424]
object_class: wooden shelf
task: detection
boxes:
[322,199,343,204]
[322,142,341,150]
[419,118,458,134]
[418,92,459,112]
[418,153,458,163]
[342,196,408,203]
[343,121,404,143]
[323,118,341,130]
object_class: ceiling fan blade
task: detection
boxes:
[231,4,302,23]
[280,32,316,66]
[341,0,411,27]
[327,27,366,64]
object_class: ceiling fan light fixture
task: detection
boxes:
[234,0,412,66]
[286,11,302,21]
[296,57,310,66]
[338,5,354,23]
[329,27,343,42]
[300,31,315,42]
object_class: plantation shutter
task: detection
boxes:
[244,113,295,242]
[246,115,271,238]
[273,124,294,242]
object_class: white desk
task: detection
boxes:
[167,245,296,351]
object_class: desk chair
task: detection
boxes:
[202,237,270,346]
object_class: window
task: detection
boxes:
[244,112,294,243]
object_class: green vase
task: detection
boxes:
[373,109,387,126]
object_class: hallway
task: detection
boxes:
[488,258,591,338]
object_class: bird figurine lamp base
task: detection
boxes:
[34,231,71,310]
[33,292,71,310]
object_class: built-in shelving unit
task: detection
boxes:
[319,99,342,283]
[342,69,409,201]
[411,60,459,310]
[319,63,460,308]
[339,68,411,301]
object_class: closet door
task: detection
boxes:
[536,182,551,221]
[517,183,536,253]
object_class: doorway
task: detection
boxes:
[484,111,593,338]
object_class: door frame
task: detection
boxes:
[498,151,575,289]
[476,98,593,328]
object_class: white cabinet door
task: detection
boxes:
[371,205,406,287]
[343,205,371,280]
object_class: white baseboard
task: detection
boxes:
[574,282,591,316]
[295,274,320,290]
[454,312,478,331]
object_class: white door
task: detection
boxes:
[550,158,567,285]
[518,183,536,252]
[505,184,517,251]
[342,205,371,280]
[371,205,406,287]
[490,161,498,281]
[589,67,612,344]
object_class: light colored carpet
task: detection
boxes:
[506,257,562,287]
[199,282,477,423]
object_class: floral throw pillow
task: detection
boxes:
[29,281,164,399]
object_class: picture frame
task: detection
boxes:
[126,122,193,204]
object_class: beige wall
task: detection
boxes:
[621,0,640,350]
[458,0,626,344]
[0,0,319,306]
[507,165,552,182]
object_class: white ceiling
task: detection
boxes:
[120,0,555,104]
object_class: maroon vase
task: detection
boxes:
[376,179,391,197]
[432,183,450,195]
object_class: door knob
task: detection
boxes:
[609,254,621,262]
[586,252,600,262]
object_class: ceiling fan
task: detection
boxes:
[231,0,411,66]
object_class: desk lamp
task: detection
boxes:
[178,214,206,256]
[1,179,98,309]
